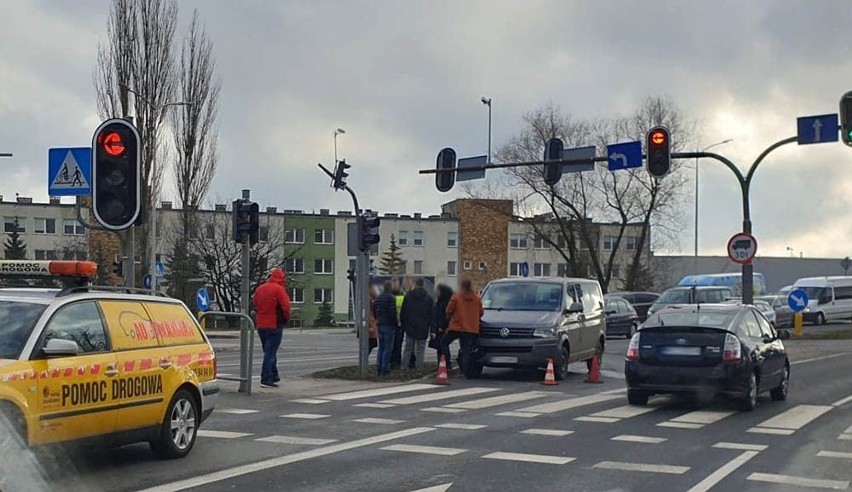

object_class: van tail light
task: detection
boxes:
[723,333,741,362]
[626,333,641,361]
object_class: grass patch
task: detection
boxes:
[312,363,440,382]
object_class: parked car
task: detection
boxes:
[792,276,852,325]
[725,299,777,327]
[607,291,659,322]
[478,277,606,380]
[646,286,733,317]
[604,295,640,338]
[756,295,794,328]
[625,303,790,411]
[678,273,767,297]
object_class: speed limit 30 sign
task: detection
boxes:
[727,232,757,265]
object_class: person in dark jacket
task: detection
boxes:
[432,284,453,364]
[400,278,434,371]
[374,281,398,376]
[252,268,292,388]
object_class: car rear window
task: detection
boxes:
[644,310,735,329]
[0,301,47,359]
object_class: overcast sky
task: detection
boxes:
[1,0,850,259]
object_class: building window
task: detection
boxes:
[35,250,57,260]
[314,288,334,304]
[284,258,305,274]
[289,288,304,304]
[447,232,458,248]
[314,259,334,275]
[414,260,423,275]
[534,263,551,277]
[62,249,88,261]
[479,261,487,271]
[34,218,56,235]
[509,233,528,249]
[603,235,617,251]
[398,231,409,247]
[463,260,472,271]
[625,236,638,251]
[259,226,270,242]
[285,228,305,244]
[447,261,457,276]
[556,234,568,249]
[399,261,408,274]
[62,219,85,236]
[188,224,199,239]
[557,263,569,277]
[509,262,521,277]
[314,229,334,244]
[533,234,550,250]
[4,217,26,234]
[413,231,424,247]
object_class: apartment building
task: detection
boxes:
[0,196,89,261]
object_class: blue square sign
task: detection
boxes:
[48,147,91,196]
[797,114,838,145]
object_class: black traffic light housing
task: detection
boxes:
[92,118,141,230]
[543,137,564,186]
[840,91,852,147]
[435,147,457,193]
[232,199,260,245]
[332,159,351,190]
[646,126,672,178]
[359,213,381,252]
[346,269,356,282]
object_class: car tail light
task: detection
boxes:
[723,333,741,362]
[626,333,640,360]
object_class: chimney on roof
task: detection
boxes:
[414,213,422,219]
[266,207,278,214]
[320,209,330,215]
[49,197,61,205]
[161,201,173,210]
[16,196,32,204]
[215,204,227,212]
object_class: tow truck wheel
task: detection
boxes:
[150,389,199,459]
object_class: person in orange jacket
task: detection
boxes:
[441,279,483,377]
[253,268,291,388]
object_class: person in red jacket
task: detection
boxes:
[253,268,291,388]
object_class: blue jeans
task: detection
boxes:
[377,325,396,375]
[258,328,283,384]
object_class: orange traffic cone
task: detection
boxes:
[586,353,603,384]
[542,358,557,386]
[435,354,450,386]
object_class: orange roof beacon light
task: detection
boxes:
[0,260,98,278]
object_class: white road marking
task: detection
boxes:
[592,404,660,419]
[435,423,487,430]
[255,436,338,446]
[279,413,330,420]
[747,427,795,435]
[197,430,253,439]
[593,461,689,474]
[216,408,260,415]
[657,422,704,429]
[495,412,540,418]
[353,403,396,409]
[754,404,832,430]
[382,444,466,456]
[422,407,466,414]
[137,427,434,492]
[713,442,768,451]
[839,434,852,441]
[482,452,575,465]
[322,384,440,401]
[382,387,500,405]
[409,483,453,492]
[574,416,620,424]
[290,398,329,405]
[791,352,850,366]
[601,388,628,395]
[686,451,761,492]
[353,418,405,425]
[818,451,852,460]
[444,391,549,410]
[832,394,852,407]
[522,429,574,437]
[516,394,621,414]
[747,473,849,490]
[671,410,735,425]
[611,435,667,444]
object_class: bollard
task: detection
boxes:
[794,312,803,337]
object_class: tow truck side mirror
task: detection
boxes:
[43,339,81,357]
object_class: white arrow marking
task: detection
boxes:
[813,119,823,142]
[197,292,207,307]
[409,484,452,492]
[610,153,627,168]
[793,295,805,308]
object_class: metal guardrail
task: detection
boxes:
[200,311,255,396]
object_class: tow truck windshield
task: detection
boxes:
[0,300,47,359]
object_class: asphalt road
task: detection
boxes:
[23,327,852,492]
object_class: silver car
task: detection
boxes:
[757,295,794,328]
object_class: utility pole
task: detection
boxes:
[481,97,492,163]
[239,189,253,394]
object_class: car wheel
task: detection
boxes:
[738,372,758,411]
[627,389,649,406]
[150,389,199,459]
[770,363,789,401]
[555,344,570,381]
[817,313,827,325]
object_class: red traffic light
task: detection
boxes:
[99,131,126,157]
[650,130,667,146]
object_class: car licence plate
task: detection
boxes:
[660,346,701,356]
[490,356,518,364]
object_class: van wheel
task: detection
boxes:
[816,313,826,325]
[150,389,199,459]
[738,372,758,412]
[555,345,570,381]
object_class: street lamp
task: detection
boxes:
[333,128,345,164]
[695,139,733,256]
[481,97,492,164]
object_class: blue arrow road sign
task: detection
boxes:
[196,287,211,312]
[48,147,91,196]
[521,262,530,278]
[143,274,152,290]
[607,141,642,171]
[456,155,487,182]
[787,289,809,313]
[561,145,596,174]
[797,114,838,145]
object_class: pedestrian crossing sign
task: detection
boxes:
[48,147,92,196]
